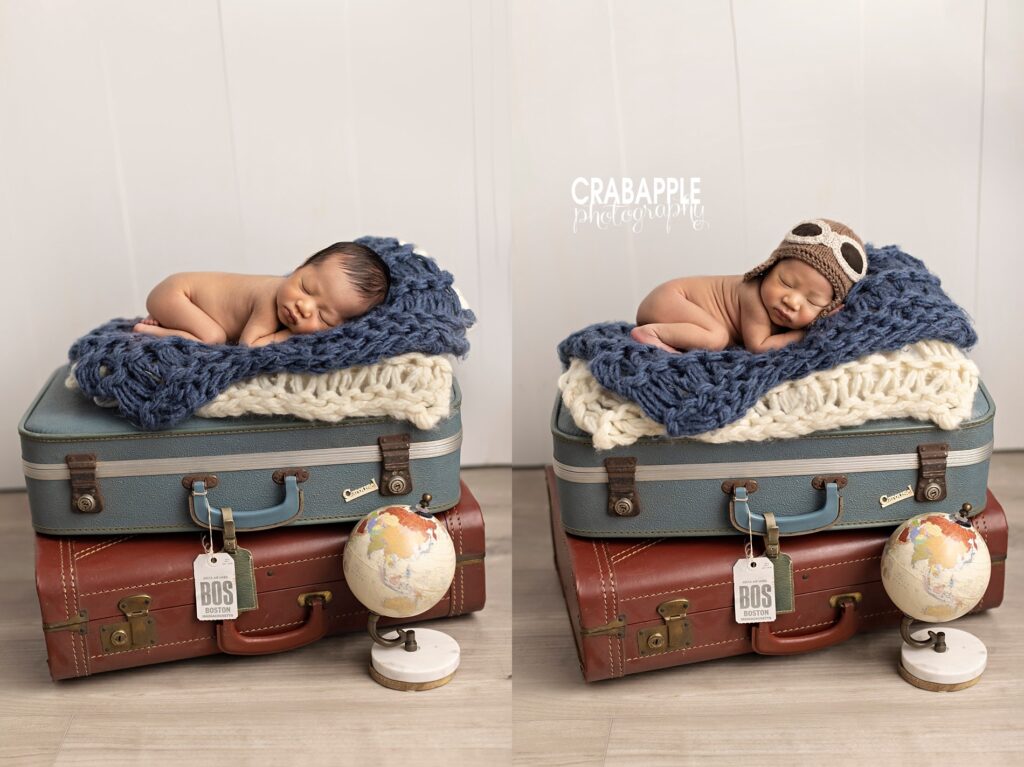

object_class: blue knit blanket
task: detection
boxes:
[558,246,977,437]
[69,237,476,430]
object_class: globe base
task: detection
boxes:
[369,628,461,691]
[898,627,987,692]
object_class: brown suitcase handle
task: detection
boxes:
[216,593,330,656]
[750,594,860,655]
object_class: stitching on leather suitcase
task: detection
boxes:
[608,540,648,562]
[68,539,86,677]
[610,539,663,564]
[83,576,192,597]
[625,636,746,663]
[591,541,613,677]
[256,553,340,570]
[623,580,732,602]
[600,541,622,678]
[58,538,80,678]
[76,537,133,560]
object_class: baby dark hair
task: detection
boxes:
[302,242,390,306]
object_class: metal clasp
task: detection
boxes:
[637,598,692,656]
[100,594,157,653]
[378,434,412,496]
[604,457,640,517]
[66,453,103,513]
[916,443,949,502]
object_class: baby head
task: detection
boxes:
[744,218,867,328]
[277,242,390,334]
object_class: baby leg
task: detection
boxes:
[632,287,731,352]
[133,280,227,344]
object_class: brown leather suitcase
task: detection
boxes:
[36,481,486,680]
[547,467,1007,682]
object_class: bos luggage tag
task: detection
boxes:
[221,507,258,613]
[733,554,776,624]
[193,551,238,621]
[763,511,795,614]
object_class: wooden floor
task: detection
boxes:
[513,454,1024,767]
[0,468,512,766]
[3,459,1022,765]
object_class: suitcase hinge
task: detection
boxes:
[43,610,89,635]
[378,434,412,496]
[916,443,949,502]
[604,457,640,517]
[637,598,693,656]
[65,453,103,513]
[580,614,626,639]
[100,594,157,653]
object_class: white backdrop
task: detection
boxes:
[510,0,1024,463]
[0,0,511,488]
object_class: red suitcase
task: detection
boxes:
[547,467,1007,682]
[36,481,486,680]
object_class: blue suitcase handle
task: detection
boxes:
[729,483,843,536]
[189,477,303,531]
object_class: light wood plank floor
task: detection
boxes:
[0,468,511,766]
[513,454,1024,767]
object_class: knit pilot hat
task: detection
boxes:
[744,218,868,319]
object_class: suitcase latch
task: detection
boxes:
[65,453,103,513]
[916,443,949,502]
[100,594,157,653]
[637,598,692,656]
[378,434,412,496]
[604,457,640,517]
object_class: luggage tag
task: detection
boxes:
[220,507,258,613]
[762,511,795,614]
[733,554,776,624]
[193,551,238,621]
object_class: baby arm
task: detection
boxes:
[238,308,291,347]
[739,286,805,352]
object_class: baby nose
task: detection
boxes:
[783,293,801,310]
[296,298,312,317]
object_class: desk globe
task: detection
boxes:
[881,504,991,691]
[343,494,459,691]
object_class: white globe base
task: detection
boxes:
[370,628,461,691]
[898,627,987,692]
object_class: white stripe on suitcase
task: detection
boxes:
[23,432,462,480]
[552,440,993,483]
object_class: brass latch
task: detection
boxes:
[378,434,412,496]
[65,453,103,513]
[916,443,949,502]
[100,594,157,653]
[604,457,640,517]
[637,598,692,656]
[43,610,88,635]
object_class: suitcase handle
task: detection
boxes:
[750,593,860,655]
[729,483,843,536]
[188,477,304,532]
[216,593,331,655]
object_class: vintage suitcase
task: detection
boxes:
[20,366,462,535]
[551,384,994,537]
[547,468,1007,682]
[36,480,485,680]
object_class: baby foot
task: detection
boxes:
[133,321,163,336]
[138,315,161,326]
[630,325,680,353]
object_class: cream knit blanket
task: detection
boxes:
[559,341,979,449]
[68,353,453,429]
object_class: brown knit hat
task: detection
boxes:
[744,218,867,319]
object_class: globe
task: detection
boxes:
[881,512,991,624]
[343,503,457,619]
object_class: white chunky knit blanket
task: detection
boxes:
[68,353,453,429]
[559,340,979,449]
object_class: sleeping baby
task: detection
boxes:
[133,242,389,346]
[631,219,867,353]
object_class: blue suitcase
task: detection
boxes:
[551,384,994,538]
[20,366,462,535]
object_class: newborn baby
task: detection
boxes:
[631,219,867,353]
[133,242,389,346]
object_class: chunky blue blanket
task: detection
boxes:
[69,237,475,430]
[558,246,977,437]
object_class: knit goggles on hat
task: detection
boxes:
[744,218,867,320]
